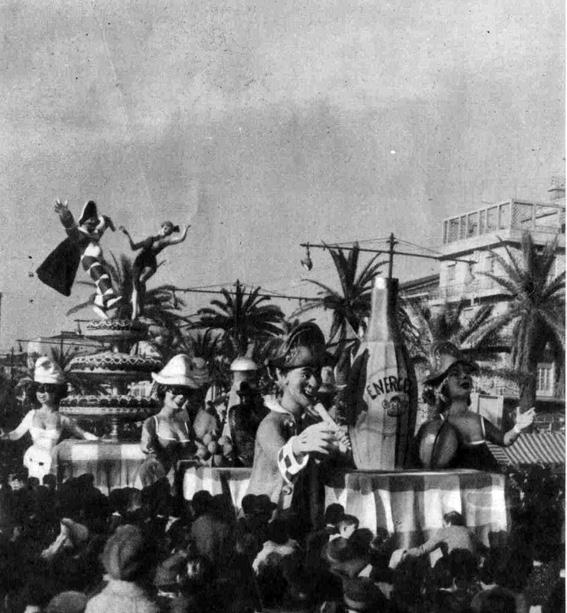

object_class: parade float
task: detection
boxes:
[54,319,161,492]
[33,200,510,547]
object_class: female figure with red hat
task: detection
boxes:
[247,323,349,514]
[0,357,97,480]
[139,354,209,486]
[119,221,190,319]
[418,341,535,471]
[37,199,121,318]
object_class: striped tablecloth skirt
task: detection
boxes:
[324,469,509,549]
[182,466,253,509]
[54,440,145,494]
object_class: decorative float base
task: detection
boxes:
[324,469,508,550]
[52,441,509,550]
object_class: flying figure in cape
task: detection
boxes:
[37,199,122,319]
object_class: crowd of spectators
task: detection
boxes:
[0,461,561,613]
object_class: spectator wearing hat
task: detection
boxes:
[247,323,348,514]
[419,341,535,471]
[140,354,209,487]
[0,357,97,480]
[85,524,159,613]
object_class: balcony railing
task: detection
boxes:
[443,200,564,245]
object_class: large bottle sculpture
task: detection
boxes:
[347,276,417,469]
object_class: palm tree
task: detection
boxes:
[468,232,565,410]
[293,243,385,348]
[175,328,232,390]
[405,299,495,363]
[67,253,189,337]
[195,280,285,359]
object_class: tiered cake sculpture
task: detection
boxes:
[60,319,162,440]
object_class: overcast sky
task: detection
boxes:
[0,0,564,349]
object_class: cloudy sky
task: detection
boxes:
[0,0,564,348]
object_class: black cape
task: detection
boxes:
[36,236,82,296]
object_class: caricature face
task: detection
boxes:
[160,223,174,237]
[163,386,191,411]
[83,216,99,232]
[36,383,58,407]
[446,363,474,399]
[279,366,321,413]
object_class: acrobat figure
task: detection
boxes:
[36,200,122,319]
[119,221,190,319]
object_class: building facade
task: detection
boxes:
[401,179,565,432]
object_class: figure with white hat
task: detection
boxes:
[139,354,210,487]
[247,323,349,514]
[0,357,98,480]
[36,199,121,319]
[416,341,535,471]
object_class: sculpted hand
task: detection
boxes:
[514,407,536,432]
[54,199,69,214]
[292,421,336,458]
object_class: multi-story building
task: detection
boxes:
[401,178,565,432]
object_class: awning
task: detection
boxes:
[488,432,565,467]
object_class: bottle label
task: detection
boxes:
[366,375,410,417]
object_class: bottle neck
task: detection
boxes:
[366,277,399,342]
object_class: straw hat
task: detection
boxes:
[34,356,65,384]
[230,356,258,372]
[423,341,478,386]
[152,354,210,389]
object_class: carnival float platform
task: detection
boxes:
[53,441,508,551]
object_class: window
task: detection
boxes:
[467,212,479,237]
[459,216,467,240]
[486,207,498,231]
[537,364,554,395]
[499,203,510,229]
[447,263,456,283]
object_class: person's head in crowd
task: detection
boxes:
[253,494,276,523]
[325,537,369,579]
[493,544,531,592]
[210,493,233,522]
[178,554,214,594]
[431,555,454,590]
[266,518,291,546]
[241,494,257,518]
[45,591,88,613]
[43,474,57,491]
[41,518,90,561]
[166,519,191,553]
[477,587,517,613]
[256,561,289,609]
[348,528,373,556]
[9,469,28,491]
[448,548,478,587]
[338,514,359,540]
[391,555,430,611]
[235,531,259,558]
[191,490,213,518]
[443,510,466,527]
[22,576,55,613]
[323,503,344,529]
[102,524,156,583]
[343,577,387,612]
